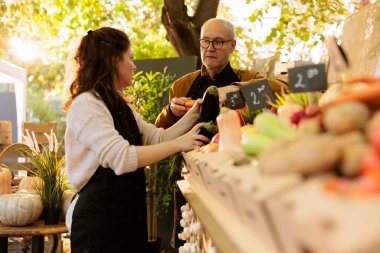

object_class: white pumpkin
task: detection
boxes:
[0,167,12,195]
[16,189,38,195]
[0,193,43,226]
[19,177,44,192]
[61,190,77,219]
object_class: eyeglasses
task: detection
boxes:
[199,39,233,50]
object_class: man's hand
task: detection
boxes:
[170,97,189,117]
[218,85,240,106]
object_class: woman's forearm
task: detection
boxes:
[162,110,199,142]
[135,139,181,167]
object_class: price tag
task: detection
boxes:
[240,80,275,111]
[288,64,327,93]
[225,90,245,109]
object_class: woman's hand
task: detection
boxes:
[174,122,209,152]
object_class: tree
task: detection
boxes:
[161,0,219,66]
[246,0,349,60]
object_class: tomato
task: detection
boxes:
[360,153,380,174]
[199,142,218,153]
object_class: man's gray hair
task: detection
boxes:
[201,18,236,39]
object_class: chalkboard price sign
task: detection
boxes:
[225,90,245,109]
[288,64,327,93]
[240,80,275,111]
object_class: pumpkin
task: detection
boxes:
[16,189,38,195]
[0,193,43,226]
[61,190,77,219]
[0,167,12,195]
[19,177,44,192]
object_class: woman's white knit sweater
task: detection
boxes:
[65,91,164,191]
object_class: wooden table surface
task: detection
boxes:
[0,220,68,237]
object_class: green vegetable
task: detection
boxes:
[197,121,218,143]
[241,133,274,156]
[254,112,296,139]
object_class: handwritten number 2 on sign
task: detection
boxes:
[250,92,260,105]
[295,73,306,89]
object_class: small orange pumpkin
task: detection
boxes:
[0,167,12,195]
[19,177,44,192]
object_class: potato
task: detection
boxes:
[297,117,322,134]
[259,134,341,175]
[286,134,341,175]
[334,131,366,152]
[340,142,371,177]
[322,101,370,134]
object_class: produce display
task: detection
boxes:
[184,76,380,253]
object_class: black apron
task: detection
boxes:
[70,100,147,253]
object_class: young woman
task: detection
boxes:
[63,27,208,253]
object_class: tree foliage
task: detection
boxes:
[0,0,350,131]
[0,0,177,93]
[0,0,177,137]
[246,0,349,60]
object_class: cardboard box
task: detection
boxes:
[268,175,380,253]
[0,121,12,145]
[328,1,380,83]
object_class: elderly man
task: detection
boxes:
[155,18,287,129]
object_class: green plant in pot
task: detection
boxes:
[126,69,180,250]
[21,130,69,225]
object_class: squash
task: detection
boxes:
[61,190,77,220]
[0,167,12,195]
[19,177,44,192]
[16,189,39,195]
[0,193,43,226]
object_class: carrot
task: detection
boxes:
[343,77,380,85]
[321,85,380,110]
[184,99,196,108]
